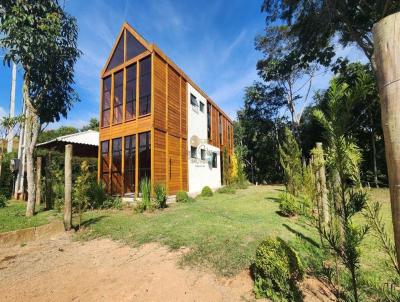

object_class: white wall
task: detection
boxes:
[187,83,221,194]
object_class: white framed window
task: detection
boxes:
[201,149,206,160]
[190,146,197,158]
[199,101,205,112]
[190,93,198,107]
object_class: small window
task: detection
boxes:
[199,102,205,112]
[191,146,197,159]
[212,152,217,168]
[201,149,205,160]
[190,94,198,107]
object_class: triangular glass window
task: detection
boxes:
[106,34,124,72]
[126,31,146,61]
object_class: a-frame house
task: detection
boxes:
[98,23,234,196]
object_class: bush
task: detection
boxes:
[137,178,152,212]
[87,182,108,209]
[0,152,15,198]
[216,185,236,194]
[279,192,299,217]
[201,186,213,197]
[154,183,167,209]
[0,195,8,208]
[252,237,304,301]
[102,196,122,210]
[176,191,189,203]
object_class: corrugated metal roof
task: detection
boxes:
[37,130,99,147]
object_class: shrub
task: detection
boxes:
[154,183,167,209]
[0,195,7,208]
[0,152,15,198]
[137,178,152,212]
[234,181,248,190]
[252,237,304,301]
[73,161,91,228]
[201,186,213,197]
[176,191,189,203]
[102,196,122,209]
[279,192,298,217]
[87,182,108,209]
[216,185,236,194]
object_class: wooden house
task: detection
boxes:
[98,23,233,196]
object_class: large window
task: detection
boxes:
[106,35,124,72]
[207,103,211,140]
[124,135,136,193]
[113,71,123,124]
[111,138,122,194]
[102,77,111,127]
[139,56,151,116]
[126,31,146,61]
[101,140,110,189]
[126,64,137,120]
[139,131,151,185]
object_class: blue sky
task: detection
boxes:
[0,0,367,129]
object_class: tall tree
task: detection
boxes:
[260,0,400,267]
[0,0,80,216]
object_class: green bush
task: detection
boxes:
[176,191,189,203]
[252,237,304,301]
[216,185,236,194]
[279,192,298,217]
[87,181,107,209]
[201,186,213,197]
[137,178,152,212]
[102,196,122,209]
[0,195,8,208]
[0,152,15,198]
[154,183,167,209]
[234,181,249,190]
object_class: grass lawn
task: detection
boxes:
[78,185,393,286]
[0,200,59,233]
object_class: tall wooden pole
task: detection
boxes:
[316,143,329,224]
[7,62,17,153]
[64,144,72,231]
[373,12,400,269]
[35,157,42,209]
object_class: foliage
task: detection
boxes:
[278,192,299,217]
[154,183,167,209]
[137,178,152,212]
[252,236,304,301]
[216,186,236,195]
[313,80,369,302]
[176,191,189,203]
[201,186,213,197]
[0,195,7,208]
[80,118,99,132]
[0,152,16,198]
[73,161,91,228]
[279,127,303,196]
[222,148,232,185]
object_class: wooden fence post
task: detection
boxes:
[316,143,329,224]
[373,12,400,269]
[64,144,73,231]
[35,157,42,208]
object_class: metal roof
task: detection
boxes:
[37,130,99,147]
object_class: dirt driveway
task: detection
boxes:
[0,234,255,302]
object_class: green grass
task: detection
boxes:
[79,185,323,276]
[0,201,59,233]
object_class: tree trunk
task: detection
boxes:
[373,12,400,271]
[7,61,17,153]
[35,157,42,209]
[316,143,329,224]
[64,144,73,231]
[24,79,40,217]
[14,101,26,199]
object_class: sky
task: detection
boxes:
[0,0,367,129]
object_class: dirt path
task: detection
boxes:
[0,234,254,302]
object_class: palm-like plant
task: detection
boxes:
[313,77,370,302]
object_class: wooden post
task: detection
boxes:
[35,157,42,208]
[316,143,329,224]
[45,153,52,210]
[373,12,400,269]
[64,144,73,231]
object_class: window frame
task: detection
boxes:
[111,137,122,195]
[138,131,151,185]
[139,56,152,117]
[125,63,137,121]
[101,76,111,127]
[113,71,124,125]
[190,93,198,107]
[190,146,197,159]
[199,101,205,113]
[212,152,217,168]
[124,135,136,194]
[200,149,206,160]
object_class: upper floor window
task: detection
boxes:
[212,152,217,168]
[201,149,206,160]
[139,56,151,116]
[190,146,197,159]
[199,101,205,113]
[126,31,146,61]
[101,77,111,127]
[190,93,198,107]
[106,35,124,72]
[126,64,137,120]
[113,71,123,124]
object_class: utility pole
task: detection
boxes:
[14,91,25,200]
[7,62,16,153]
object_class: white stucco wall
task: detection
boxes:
[187,83,221,194]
